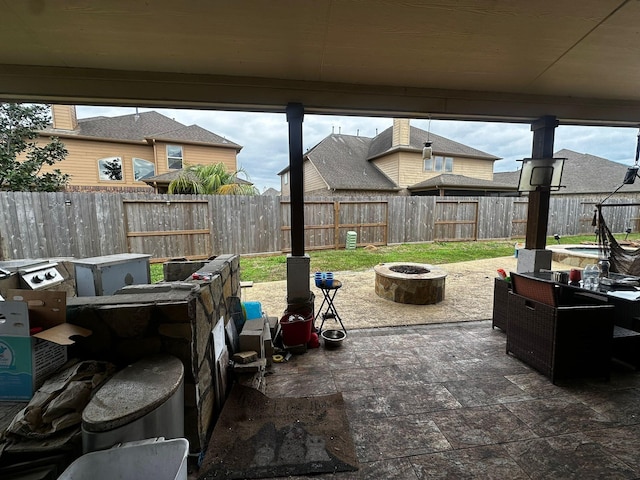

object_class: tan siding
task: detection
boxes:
[51,105,77,130]
[373,154,400,184]
[304,161,327,193]
[398,151,427,187]
[397,152,495,186]
[454,158,494,180]
[280,172,290,196]
[37,138,155,188]
[33,136,239,190]
[392,119,410,146]
[156,142,237,174]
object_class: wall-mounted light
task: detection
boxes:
[422,141,433,161]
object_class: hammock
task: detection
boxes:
[596,205,640,275]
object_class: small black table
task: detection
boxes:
[315,279,347,334]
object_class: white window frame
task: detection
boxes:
[283,172,289,184]
[98,156,124,181]
[444,157,454,172]
[424,156,454,173]
[167,145,183,169]
[132,157,156,181]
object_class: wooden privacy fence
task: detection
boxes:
[433,200,478,241]
[280,200,388,252]
[2,192,640,261]
[123,198,211,262]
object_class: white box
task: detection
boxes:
[516,249,552,273]
[0,291,91,401]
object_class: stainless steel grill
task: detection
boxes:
[0,260,64,290]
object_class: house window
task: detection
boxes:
[283,172,288,184]
[424,156,454,173]
[133,158,155,181]
[167,145,183,169]
[444,157,454,172]
[98,157,123,181]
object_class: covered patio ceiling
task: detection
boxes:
[1,0,639,126]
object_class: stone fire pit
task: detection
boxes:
[374,262,447,305]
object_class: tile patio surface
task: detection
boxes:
[264,320,640,479]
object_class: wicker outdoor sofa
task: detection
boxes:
[506,272,614,383]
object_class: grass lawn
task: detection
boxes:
[149,233,640,284]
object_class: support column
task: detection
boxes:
[285,103,311,306]
[518,115,558,273]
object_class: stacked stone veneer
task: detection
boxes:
[66,254,240,452]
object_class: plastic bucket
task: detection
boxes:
[280,313,313,346]
[58,438,189,480]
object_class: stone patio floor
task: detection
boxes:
[264,320,640,479]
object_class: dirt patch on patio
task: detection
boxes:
[244,256,571,330]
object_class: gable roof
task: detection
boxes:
[279,122,506,192]
[494,149,640,195]
[261,187,280,196]
[368,126,500,161]
[302,134,399,191]
[44,110,242,149]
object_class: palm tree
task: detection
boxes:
[167,163,258,195]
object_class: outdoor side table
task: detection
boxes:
[315,280,346,334]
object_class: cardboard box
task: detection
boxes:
[243,318,266,332]
[0,290,91,401]
[239,325,265,358]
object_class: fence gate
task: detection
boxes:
[511,200,528,238]
[280,200,388,252]
[123,199,211,261]
[433,200,478,241]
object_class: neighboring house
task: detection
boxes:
[494,149,640,197]
[39,105,242,192]
[278,119,516,197]
[261,187,280,196]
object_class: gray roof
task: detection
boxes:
[304,134,399,191]
[150,124,241,149]
[494,149,640,195]
[409,174,518,191]
[44,110,242,149]
[279,123,502,191]
[368,126,500,161]
[492,170,522,186]
[261,187,280,196]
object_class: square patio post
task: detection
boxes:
[286,103,311,304]
[519,115,557,272]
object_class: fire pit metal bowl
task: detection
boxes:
[374,262,447,305]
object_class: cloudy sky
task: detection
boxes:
[76,106,639,193]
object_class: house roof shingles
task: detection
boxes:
[409,174,517,191]
[368,126,500,161]
[494,149,640,195]
[304,134,399,191]
[44,110,242,149]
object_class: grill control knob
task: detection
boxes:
[45,271,56,280]
[32,274,44,283]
